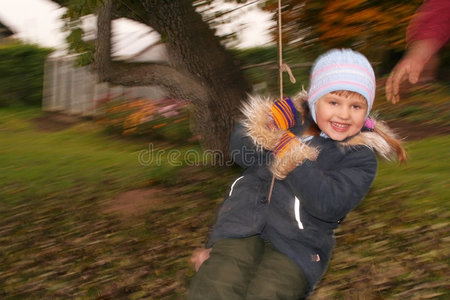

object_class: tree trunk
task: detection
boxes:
[95,0,251,157]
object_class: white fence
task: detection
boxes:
[42,54,167,116]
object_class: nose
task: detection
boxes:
[337,105,350,120]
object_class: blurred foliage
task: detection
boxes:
[55,0,424,54]
[437,45,450,83]
[52,0,443,84]
[263,0,422,53]
[96,97,194,143]
[53,0,104,65]
[65,26,96,65]
[0,43,52,106]
[56,0,101,17]
[260,0,450,78]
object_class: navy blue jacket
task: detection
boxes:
[207,122,378,292]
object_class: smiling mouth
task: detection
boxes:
[330,121,350,132]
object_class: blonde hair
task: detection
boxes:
[330,90,366,102]
[373,125,408,163]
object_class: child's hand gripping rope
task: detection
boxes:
[270,131,319,180]
[241,95,318,179]
[271,97,297,130]
[241,96,300,151]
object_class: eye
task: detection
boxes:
[352,104,362,110]
[329,101,338,106]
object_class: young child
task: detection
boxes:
[188,49,406,299]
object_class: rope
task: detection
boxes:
[268,0,296,204]
[277,0,296,100]
[267,175,276,203]
[278,0,284,100]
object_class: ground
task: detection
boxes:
[21,82,448,298]
[101,188,166,220]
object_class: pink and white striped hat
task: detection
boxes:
[307,49,376,122]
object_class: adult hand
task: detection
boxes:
[270,131,318,179]
[385,55,424,104]
[386,39,440,104]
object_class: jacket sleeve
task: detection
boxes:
[406,0,450,49]
[230,122,272,168]
[285,147,377,222]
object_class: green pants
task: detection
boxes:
[188,235,308,300]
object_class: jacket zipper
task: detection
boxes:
[294,196,304,230]
[229,176,244,196]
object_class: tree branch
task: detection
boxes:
[94,1,208,104]
[107,61,208,104]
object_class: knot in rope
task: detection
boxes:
[280,63,296,84]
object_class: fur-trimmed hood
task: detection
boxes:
[240,91,402,179]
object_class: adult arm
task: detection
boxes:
[407,0,450,49]
[386,0,450,103]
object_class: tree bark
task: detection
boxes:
[95,0,251,157]
[95,0,112,78]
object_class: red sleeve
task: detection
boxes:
[406,0,450,49]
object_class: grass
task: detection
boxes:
[0,107,205,204]
[0,102,449,299]
[373,136,450,215]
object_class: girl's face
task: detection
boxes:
[315,92,368,141]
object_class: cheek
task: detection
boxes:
[352,113,366,129]
[315,109,328,126]
[315,105,331,121]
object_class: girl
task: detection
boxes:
[189,49,406,299]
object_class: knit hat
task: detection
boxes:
[307,49,376,123]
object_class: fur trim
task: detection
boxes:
[291,89,308,113]
[240,95,285,150]
[271,141,319,180]
[341,118,399,160]
[241,94,319,179]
